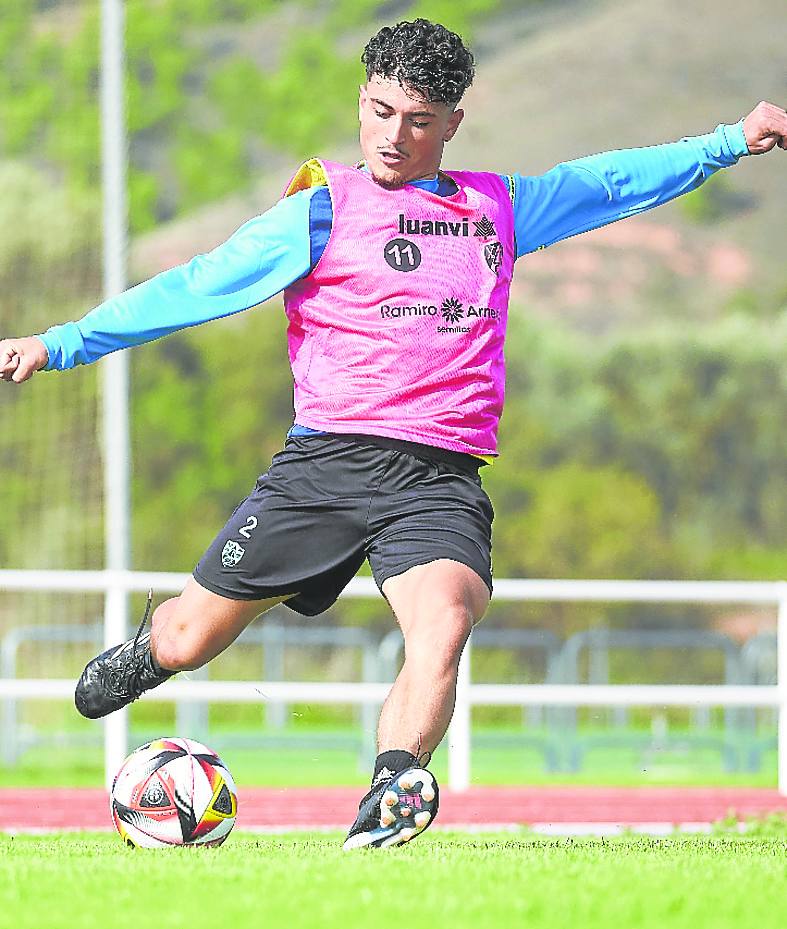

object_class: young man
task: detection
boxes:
[1,19,785,849]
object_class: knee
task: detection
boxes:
[152,629,200,672]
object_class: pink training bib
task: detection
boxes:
[282,159,515,457]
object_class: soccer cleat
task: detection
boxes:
[74,592,175,719]
[342,766,439,850]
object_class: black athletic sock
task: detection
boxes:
[145,649,175,678]
[370,750,417,789]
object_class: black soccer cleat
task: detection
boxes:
[342,766,439,850]
[74,592,175,719]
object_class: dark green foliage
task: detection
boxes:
[0,162,104,571]
[245,32,362,155]
[594,323,786,543]
[486,314,787,581]
[130,304,294,569]
[0,1,504,232]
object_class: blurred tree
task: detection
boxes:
[0,161,101,331]
[130,301,293,570]
[0,160,103,571]
[125,307,786,581]
[0,1,509,231]
[594,316,787,551]
[491,463,665,579]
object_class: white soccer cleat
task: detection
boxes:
[343,766,440,851]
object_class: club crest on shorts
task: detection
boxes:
[484,241,503,275]
[221,540,245,568]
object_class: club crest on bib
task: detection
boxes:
[484,241,503,275]
[221,540,245,568]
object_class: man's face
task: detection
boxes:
[359,76,464,189]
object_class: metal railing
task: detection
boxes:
[0,570,784,792]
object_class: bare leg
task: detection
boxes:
[377,559,490,756]
[150,577,294,671]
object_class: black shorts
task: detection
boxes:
[193,433,494,616]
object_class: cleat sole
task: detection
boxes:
[343,767,439,852]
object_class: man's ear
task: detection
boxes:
[444,107,464,142]
[359,84,368,121]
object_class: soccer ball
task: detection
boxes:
[110,737,238,848]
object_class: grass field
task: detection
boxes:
[1,828,786,929]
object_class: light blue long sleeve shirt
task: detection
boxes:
[39,121,749,370]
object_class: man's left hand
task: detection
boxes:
[742,101,787,154]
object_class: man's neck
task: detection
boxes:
[357,162,440,186]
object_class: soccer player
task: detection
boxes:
[1,19,785,849]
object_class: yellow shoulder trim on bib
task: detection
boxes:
[285,158,327,197]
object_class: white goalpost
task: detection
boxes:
[99,0,133,801]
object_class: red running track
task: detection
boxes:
[1,786,786,832]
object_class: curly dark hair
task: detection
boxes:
[361,19,475,107]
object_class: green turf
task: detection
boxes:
[0,827,785,929]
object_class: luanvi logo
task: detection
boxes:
[473,215,496,239]
[397,214,470,237]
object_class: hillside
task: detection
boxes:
[452,0,786,330]
[129,0,786,333]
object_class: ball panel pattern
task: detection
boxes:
[110,737,237,848]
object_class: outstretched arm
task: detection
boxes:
[512,101,786,257]
[0,188,320,382]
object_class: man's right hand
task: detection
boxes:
[0,336,49,383]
